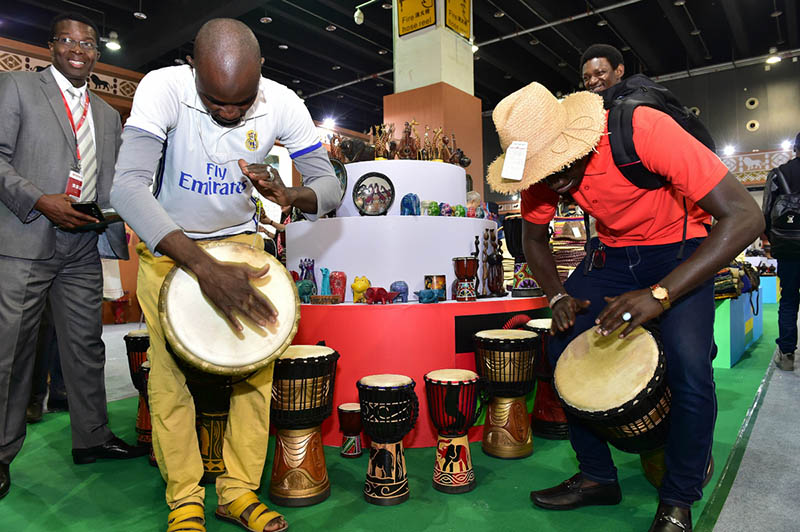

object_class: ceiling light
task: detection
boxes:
[771,9,783,18]
[503,74,512,79]
[381,2,392,9]
[260,16,273,24]
[332,65,341,70]
[782,140,792,150]
[529,37,540,45]
[493,11,505,18]
[336,94,344,99]
[471,44,479,53]
[376,82,384,87]
[673,0,685,5]
[597,19,608,27]
[104,31,120,51]
[621,45,631,51]
[723,145,735,156]
[278,44,289,50]
[558,60,567,67]
[322,118,336,129]
[326,24,337,32]
[354,8,364,25]
[690,28,701,36]
[766,54,782,64]
[174,58,185,65]
[291,79,300,84]
[378,49,388,55]
[133,0,146,19]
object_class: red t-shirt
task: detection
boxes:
[521,107,728,247]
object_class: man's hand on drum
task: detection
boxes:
[550,296,591,334]
[239,159,293,207]
[595,289,664,338]
[196,259,277,331]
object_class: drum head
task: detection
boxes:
[126,328,149,337]
[525,318,552,331]
[280,345,336,360]
[159,241,300,375]
[425,369,478,382]
[359,374,412,387]
[338,402,360,412]
[475,329,537,340]
[555,326,659,413]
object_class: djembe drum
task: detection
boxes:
[452,257,479,301]
[270,345,339,507]
[473,329,538,458]
[524,318,569,439]
[357,374,419,505]
[123,329,152,448]
[554,326,670,453]
[424,369,483,493]
[159,241,300,483]
[338,403,363,458]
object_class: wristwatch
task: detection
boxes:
[650,284,671,311]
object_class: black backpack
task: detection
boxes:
[768,167,800,259]
[603,74,716,188]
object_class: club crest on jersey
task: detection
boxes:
[245,130,258,151]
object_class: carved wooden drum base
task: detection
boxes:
[269,426,330,507]
[197,410,227,484]
[432,434,475,493]
[364,441,409,505]
[482,396,533,459]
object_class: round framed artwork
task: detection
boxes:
[329,158,348,202]
[352,172,395,216]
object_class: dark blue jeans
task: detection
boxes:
[776,259,800,354]
[548,238,717,508]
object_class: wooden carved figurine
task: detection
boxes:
[397,122,418,160]
[482,229,490,296]
[328,133,344,162]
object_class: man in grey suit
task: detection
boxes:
[0,12,146,500]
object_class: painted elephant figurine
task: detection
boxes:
[427,202,440,216]
[453,204,466,217]
[365,287,400,304]
[400,193,421,215]
[296,279,316,303]
[415,288,444,303]
[351,276,371,303]
[439,202,452,216]
[390,281,408,303]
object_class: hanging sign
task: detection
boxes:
[398,0,437,37]
[445,0,470,39]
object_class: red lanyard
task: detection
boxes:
[59,88,90,161]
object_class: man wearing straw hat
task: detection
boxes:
[487,82,763,531]
[111,18,340,532]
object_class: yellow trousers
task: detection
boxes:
[136,233,274,509]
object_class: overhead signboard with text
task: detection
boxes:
[445,0,471,39]
[398,0,437,37]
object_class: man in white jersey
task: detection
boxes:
[111,19,340,532]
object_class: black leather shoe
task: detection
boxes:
[0,463,9,499]
[530,473,622,510]
[72,435,149,464]
[26,402,44,424]
[648,502,692,531]
[47,397,69,413]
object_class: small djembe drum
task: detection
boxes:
[524,318,569,440]
[357,374,419,506]
[424,369,483,493]
[473,329,538,459]
[123,329,152,448]
[337,403,363,458]
[270,345,339,507]
[555,326,670,454]
[452,257,478,302]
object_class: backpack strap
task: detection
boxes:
[607,100,666,190]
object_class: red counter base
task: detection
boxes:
[294,297,548,448]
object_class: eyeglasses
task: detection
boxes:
[50,37,98,51]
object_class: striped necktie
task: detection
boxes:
[68,87,97,201]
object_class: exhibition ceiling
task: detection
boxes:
[0,0,796,132]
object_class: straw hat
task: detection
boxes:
[486,82,605,194]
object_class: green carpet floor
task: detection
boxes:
[1,306,777,532]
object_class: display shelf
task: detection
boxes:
[713,289,763,369]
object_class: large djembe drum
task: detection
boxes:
[473,329,538,458]
[270,345,339,507]
[502,215,543,297]
[123,329,152,448]
[554,326,670,454]
[524,318,569,439]
[357,374,419,506]
[337,403,363,458]
[424,369,483,493]
[159,241,300,483]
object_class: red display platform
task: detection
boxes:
[292,296,548,448]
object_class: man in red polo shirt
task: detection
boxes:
[487,82,763,532]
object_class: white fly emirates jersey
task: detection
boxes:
[125,65,321,239]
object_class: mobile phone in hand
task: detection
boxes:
[71,201,104,220]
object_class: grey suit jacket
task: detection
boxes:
[0,68,128,260]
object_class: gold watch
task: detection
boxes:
[650,284,670,311]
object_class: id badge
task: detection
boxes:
[65,168,84,200]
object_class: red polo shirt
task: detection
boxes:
[521,106,728,247]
